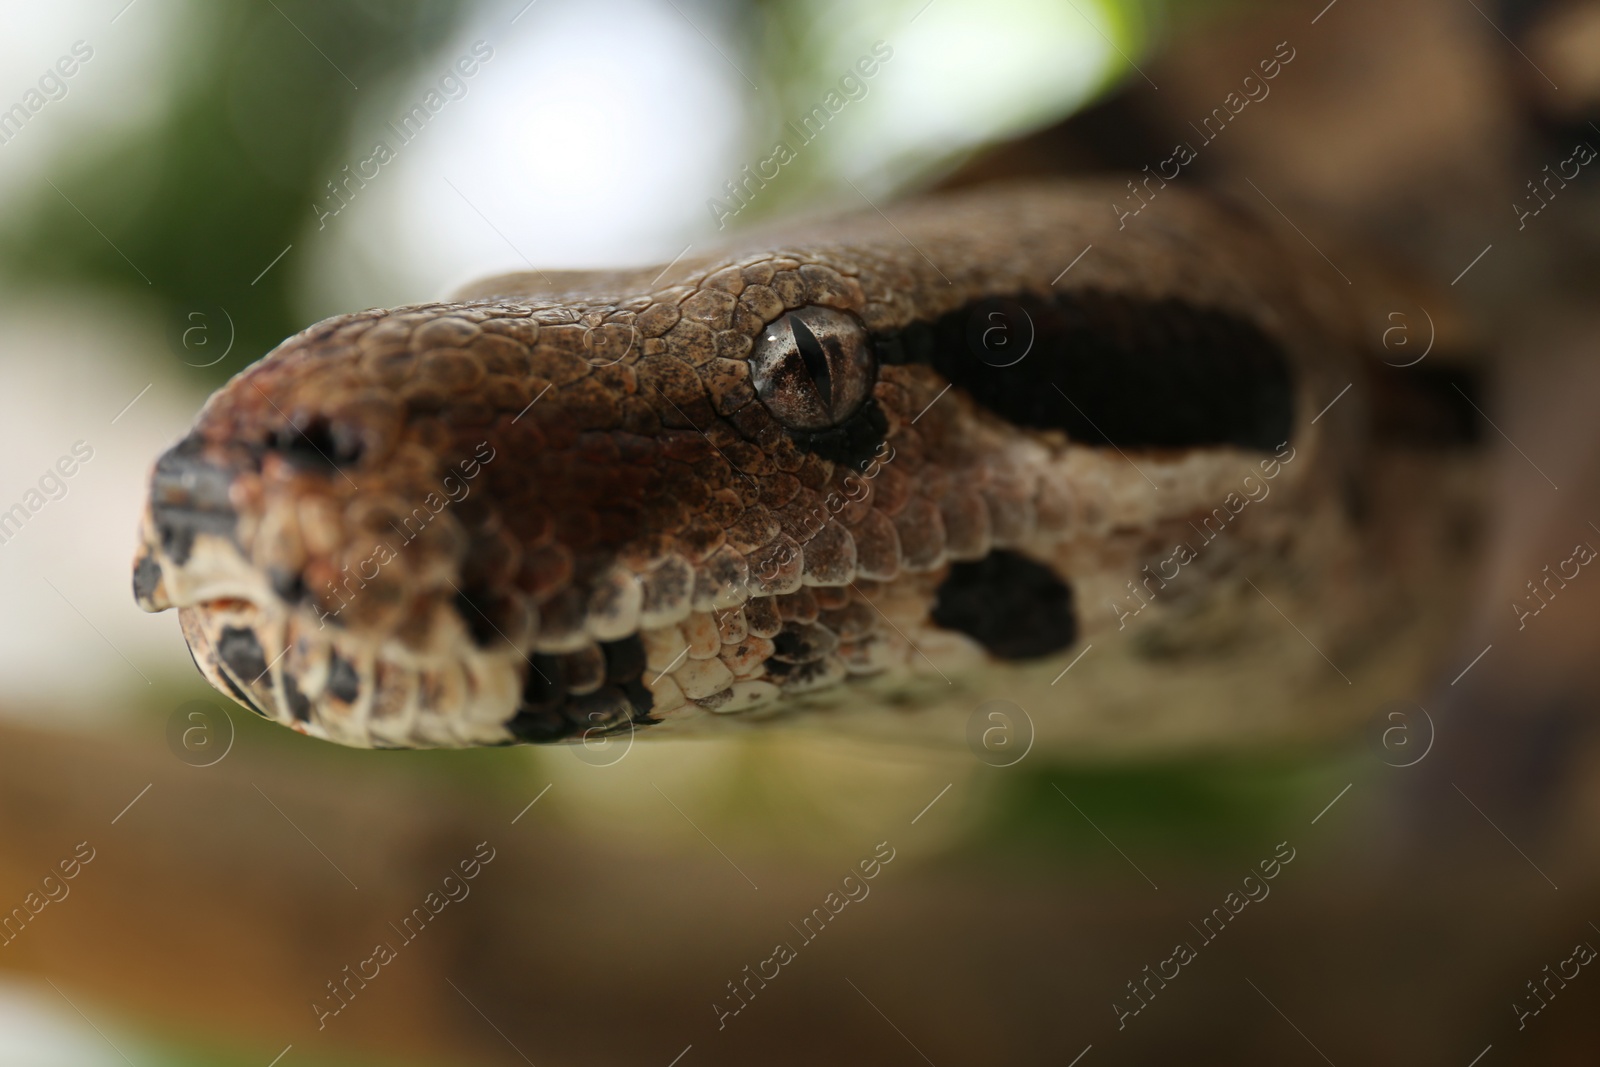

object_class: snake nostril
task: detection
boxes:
[148,435,239,566]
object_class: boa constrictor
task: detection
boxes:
[132,182,1483,752]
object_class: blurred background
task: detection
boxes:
[1,0,1599,1062]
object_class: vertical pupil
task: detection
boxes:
[789,315,833,412]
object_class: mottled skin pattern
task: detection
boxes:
[132,182,1474,750]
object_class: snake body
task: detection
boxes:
[132,182,1483,751]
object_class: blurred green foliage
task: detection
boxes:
[132,1033,443,1067]
[0,0,470,388]
[742,0,1162,221]
[970,751,1366,868]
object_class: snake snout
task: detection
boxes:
[134,434,262,613]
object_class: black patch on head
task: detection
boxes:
[272,415,363,471]
[217,626,269,682]
[785,397,888,468]
[149,435,238,566]
[132,554,162,602]
[326,653,360,703]
[876,291,1293,452]
[930,549,1077,660]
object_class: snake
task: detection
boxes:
[131,181,1485,752]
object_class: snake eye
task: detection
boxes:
[750,306,875,431]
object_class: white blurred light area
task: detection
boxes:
[805,0,1121,190]
[0,298,207,716]
[0,978,138,1067]
[0,0,206,726]
[301,0,1119,316]
[301,0,749,316]
[0,0,177,201]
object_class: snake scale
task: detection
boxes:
[132,182,1484,751]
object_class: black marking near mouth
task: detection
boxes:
[185,639,268,718]
[931,549,1077,660]
[507,635,656,743]
[281,671,313,722]
[219,670,269,717]
[217,625,269,681]
[327,652,360,703]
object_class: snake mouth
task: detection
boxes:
[174,595,531,748]
[174,593,674,748]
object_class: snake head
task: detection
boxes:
[135,183,1390,751]
[132,304,592,746]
